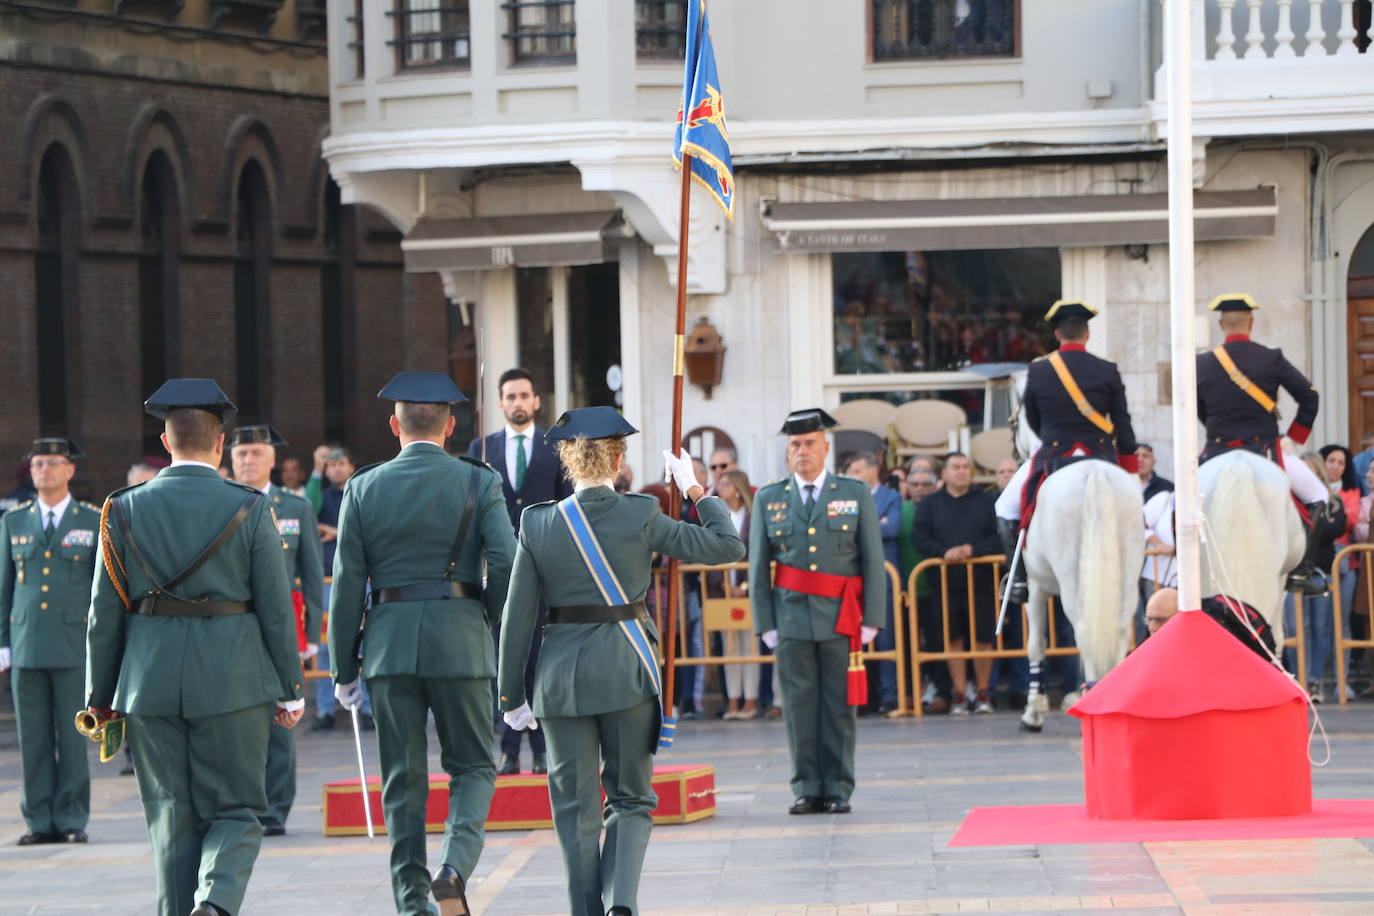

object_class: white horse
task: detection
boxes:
[1019,459,1144,731]
[1197,449,1305,643]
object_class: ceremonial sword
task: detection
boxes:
[996,527,1026,637]
[350,705,375,839]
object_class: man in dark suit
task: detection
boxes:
[840,452,902,715]
[468,367,572,775]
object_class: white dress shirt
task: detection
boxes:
[505,424,534,490]
[793,469,829,506]
[36,493,72,531]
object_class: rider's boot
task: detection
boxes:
[1285,501,1333,597]
[997,517,1029,605]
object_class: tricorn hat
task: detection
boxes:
[1208,293,1259,312]
[779,408,840,436]
[1044,299,1099,327]
[545,406,638,441]
[26,438,83,460]
[144,379,237,421]
[377,372,467,404]
[227,425,288,448]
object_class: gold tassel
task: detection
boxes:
[99,498,130,613]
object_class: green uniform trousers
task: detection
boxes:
[541,697,659,916]
[367,675,495,916]
[263,721,295,825]
[131,704,272,916]
[776,636,856,802]
[12,666,90,835]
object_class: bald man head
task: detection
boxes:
[1145,587,1180,635]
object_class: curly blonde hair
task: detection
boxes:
[557,436,626,483]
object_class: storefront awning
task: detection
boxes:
[402,211,626,271]
[761,189,1277,252]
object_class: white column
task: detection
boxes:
[1166,0,1202,612]
[1243,0,1266,58]
[1274,0,1297,58]
[551,266,570,418]
[1305,0,1327,56]
[481,269,520,430]
[1337,0,1359,55]
[1215,0,1239,59]
[617,243,646,486]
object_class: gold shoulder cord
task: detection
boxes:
[99,498,131,612]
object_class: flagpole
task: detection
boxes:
[1166,0,1202,613]
[661,152,693,725]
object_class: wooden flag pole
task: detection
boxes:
[661,152,694,721]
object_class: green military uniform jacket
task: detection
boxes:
[327,441,515,684]
[268,486,324,645]
[498,488,745,718]
[86,465,305,717]
[749,473,886,640]
[1,499,99,667]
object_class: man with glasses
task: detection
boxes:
[708,448,737,494]
[1,438,98,845]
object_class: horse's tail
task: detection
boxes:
[1207,458,1278,630]
[1076,469,1123,678]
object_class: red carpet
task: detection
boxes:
[950,799,1374,847]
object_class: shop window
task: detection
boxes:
[871,0,1017,61]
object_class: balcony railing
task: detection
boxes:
[1207,0,1370,59]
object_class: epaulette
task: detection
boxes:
[622,491,657,503]
[343,461,387,489]
[9,499,33,511]
[101,480,149,503]
[459,455,499,476]
[224,479,262,497]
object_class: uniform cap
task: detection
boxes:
[26,438,83,460]
[1208,293,1260,312]
[227,425,287,448]
[144,379,237,421]
[545,406,638,441]
[1043,300,1099,326]
[377,372,467,404]
[779,408,839,436]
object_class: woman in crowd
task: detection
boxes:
[1291,453,1349,702]
[497,407,744,916]
[1322,444,1363,700]
[713,469,759,720]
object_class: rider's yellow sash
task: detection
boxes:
[1047,351,1115,436]
[1211,345,1277,413]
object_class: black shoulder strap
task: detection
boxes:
[443,467,482,581]
[109,491,261,598]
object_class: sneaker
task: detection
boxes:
[949,699,971,717]
[1308,681,1325,704]
[921,682,939,706]
[973,691,994,714]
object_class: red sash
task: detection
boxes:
[773,564,868,706]
[291,590,308,654]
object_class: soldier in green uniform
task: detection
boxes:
[228,424,325,837]
[327,372,515,916]
[749,408,885,815]
[1,438,97,845]
[499,407,745,916]
[86,379,305,916]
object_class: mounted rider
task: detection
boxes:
[1195,293,1326,595]
[997,301,1138,602]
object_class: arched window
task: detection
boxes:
[234,160,272,419]
[34,145,80,435]
[320,179,356,444]
[140,151,180,455]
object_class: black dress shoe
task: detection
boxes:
[359,712,375,731]
[63,830,88,843]
[531,753,547,775]
[16,832,63,846]
[431,864,471,916]
[607,908,632,915]
[497,753,521,776]
[824,798,852,814]
[309,714,335,733]
[119,763,135,776]
[260,819,286,837]
[788,796,824,815]
[189,904,227,916]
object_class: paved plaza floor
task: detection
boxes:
[2,700,1373,915]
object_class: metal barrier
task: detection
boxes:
[651,560,913,718]
[906,551,1306,717]
[1333,543,1373,704]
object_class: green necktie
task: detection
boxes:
[514,434,528,491]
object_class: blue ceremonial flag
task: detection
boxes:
[673,0,734,220]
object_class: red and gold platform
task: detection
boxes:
[322,764,716,836]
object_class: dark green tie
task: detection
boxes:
[514,434,528,491]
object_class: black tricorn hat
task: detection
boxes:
[1043,299,1099,327]
[545,406,638,441]
[1208,292,1260,312]
[377,372,467,404]
[144,378,237,421]
[227,425,288,448]
[779,408,839,436]
[26,438,83,460]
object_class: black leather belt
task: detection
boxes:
[373,581,482,605]
[548,601,645,625]
[136,597,252,618]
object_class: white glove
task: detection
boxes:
[503,702,537,732]
[300,643,319,662]
[335,678,364,710]
[0,646,9,672]
[861,626,879,646]
[663,448,699,499]
[761,630,779,650]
